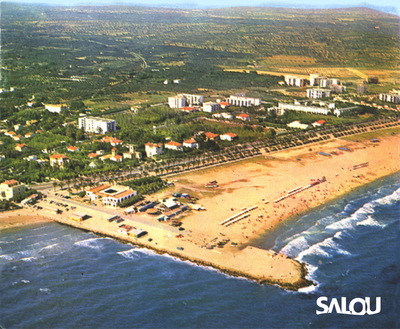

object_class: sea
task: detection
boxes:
[1,173,399,329]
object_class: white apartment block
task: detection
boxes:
[310,74,340,88]
[168,95,186,108]
[203,102,221,113]
[226,94,261,107]
[278,103,330,115]
[379,93,400,104]
[284,76,305,87]
[78,116,117,134]
[307,89,332,99]
[181,94,203,105]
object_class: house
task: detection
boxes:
[312,120,326,127]
[88,153,100,158]
[0,180,26,201]
[236,113,250,121]
[26,120,38,126]
[110,154,123,162]
[5,131,16,137]
[203,102,221,113]
[0,155,5,161]
[12,135,24,141]
[173,79,181,84]
[15,144,28,152]
[219,102,231,109]
[165,141,184,152]
[24,155,37,161]
[183,139,199,149]
[220,133,238,142]
[287,121,310,130]
[86,184,137,207]
[67,146,80,152]
[14,124,24,131]
[181,107,198,113]
[145,143,164,158]
[204,132,219,142]
[49,154,70,168]
[44,104,69,114]
[89,161,97,169]
[24,132,35,138]
[100,136,123,146]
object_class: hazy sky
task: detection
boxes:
[3,0,399,15]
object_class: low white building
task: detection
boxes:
[203,102,221,113]
[287,121,310,130]
[220,133,238,141]
[78,116,116,134]
[183,139,199,149]
[44,104,69,114]
[278,103,330,115]
[165,141,184,152]
[86,184,137,207]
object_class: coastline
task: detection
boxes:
[1,133,399,290]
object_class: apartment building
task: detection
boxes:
[78,116,117,134]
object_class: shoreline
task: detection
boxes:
[1,133,399,290]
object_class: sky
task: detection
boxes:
[2,0,399,15]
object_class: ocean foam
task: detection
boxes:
[40,288,51,294]
[298,236,351,261]
[21,256,37,262]
[356,216,386,228]
[39,243,59,253]
[0,254,13,261]
[74,237,111,250]
[280,236,310,257]
[21,280,30,284]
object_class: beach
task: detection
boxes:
[1,132,399,290]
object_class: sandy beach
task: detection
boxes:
[1,132,399,290]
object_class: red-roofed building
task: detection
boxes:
[236,113,250,121]
[219,102,231,109]
[88,153,99,158]
[220,133,238,142]
[312,120,326,127]
[15,143,28,152]
[5,131,16,137]
[67,146,80,152]
[0,180,26,200]
[181,107,198,113]
[24,132,35,138]
[204,132,219,141]
[183,139,199,149]
[49,154,70,168]
[165,141,184,151]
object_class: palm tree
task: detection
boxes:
[52,181,58,192]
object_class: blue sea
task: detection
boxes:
[1,174,399,329]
